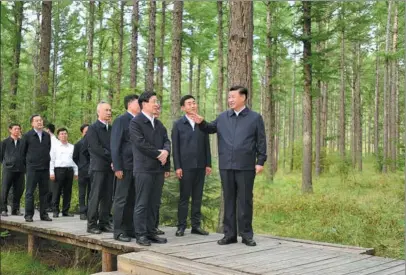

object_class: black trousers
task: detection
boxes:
[25,169,49,219]
[219,169,255,239]
[78,173,91,215]
[45,180,53,210]
[87,171,114,229]
[113,170,135,238]
[51,167,74,215]
[0,169,24,212]
[177,168,205,229]
[133,172,164,237]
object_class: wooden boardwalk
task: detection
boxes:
[1,213,404,275]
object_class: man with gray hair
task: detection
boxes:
[86,101,114,234]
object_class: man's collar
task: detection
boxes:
[142,111,154,121]
[127,111,137,118]
[229,106,249,117]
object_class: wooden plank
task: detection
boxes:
[367,263,406,275]
[258,234,375,255]
[304,256,395,275]
[102,249,116,272]
[118,251,251,275]
[342,260,405,275]
[276,255,373,275]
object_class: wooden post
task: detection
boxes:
[27,234,37,257]
[102,249,116,271]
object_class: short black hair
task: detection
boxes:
[229,85,248,101]
[138,91,157,110]
[30,114,41,123]
[80,124,89,133]
[8,123,21,129]
[124,94,139,110]
[180,95,195,106]
[56,127,68,135]
[45,123,56,133]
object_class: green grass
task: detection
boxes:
[0,250,91,275]
[252,158,404,259]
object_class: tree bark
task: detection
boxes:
[217,1,224,113]
[97,1,104,102]
[383,0,392,173]
[37,1,53,116]
[145,0,156,92]
[188,51,194,95]
[355,42,362,171]
[157,1,166,103]
[86,0,95,122]
[170,1,183,121]
[108,37,115,104]
[289,61,296,172]
[339,8,346,158]
[130,0,139,90]
[302,1,312,193]
[390,5,398,172]
[374,44,380,156]
[51,1,60,121]
[32,4,41,109]
[9,1,24,121]
[116,1,124,106]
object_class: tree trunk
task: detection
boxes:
[289,61,296,172]
[51,1,60,121]
[37,1,52,116]
[157,1,166,103]
[390,5,398,172]
[116,1,124,106]
[355,42,362,171]
[315,27,322,176]
[145,0,156,92]
[188,51,194,95]
[32,4,41,109]
[170,1,183,121]
[339,20,346,158]
[217,1,224,113]
[9,1,24,122]
[302,1,312,193]
[383,0,392,173]
[130,0,139,90]
[108,37,115,104]
[374,44,380,156]
[86,0,95,122]
[196,58,201,104]
[97,1,104,102]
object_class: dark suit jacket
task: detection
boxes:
[21,129,51,171]
[129,112,171,173]
[0,137,24,172]
[73,137,90,177]
[199,108,267,170]
[172,115,211,171]
[86,120,112,172]
[111,112,134,171]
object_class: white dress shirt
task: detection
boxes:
[50,142,78,176]
[234,106,246,117]
[34,129,43,142]
[142,111,155,128]
[185,115,195,130]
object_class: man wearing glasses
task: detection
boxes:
[129,91,171,246]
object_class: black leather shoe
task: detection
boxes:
[100,224,114,233]
[11,210,23,216]
[191,227,209,235]
[136,236,151,246]
[115,233,131,242]
[41,216,52,221]
[46,207,53,212]
[25,216,33,222]
[175,228,185,237]
[217,236,237,245]
[80,214,87,220]
[87,227,102,234]
[242,238,257,246]
[62,213,74,217]
[53,212,59,218]
[1,211,8,217]
[148,234,167,244]
[153,228,165,235]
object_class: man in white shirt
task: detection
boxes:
[50,128,78,218]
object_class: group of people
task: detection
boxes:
[0,85,267,247]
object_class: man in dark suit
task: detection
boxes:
[73,124,90,220]
[21,114,52,222]
[191,86,267,246]
[0,123,25,216]
[172,95,212,237]
[111,94,140,242]
[86,102,114,234]
[129,91,170,246]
